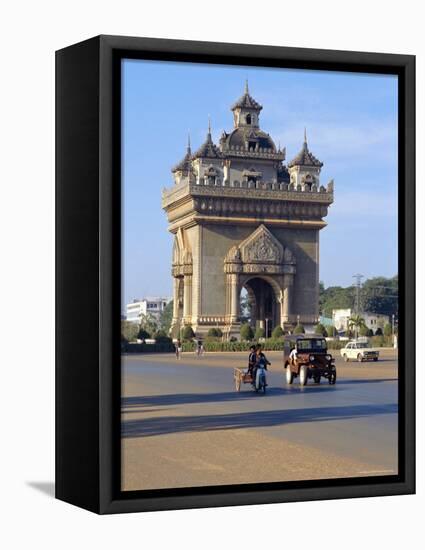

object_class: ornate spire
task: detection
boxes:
[192,121,223,160]
[231,82,262,112]
[288,130,323,168]
[171,135,193,174]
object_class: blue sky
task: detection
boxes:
[122,59,398,306]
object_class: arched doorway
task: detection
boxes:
[241,277,280,338]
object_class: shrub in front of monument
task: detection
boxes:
[240,323,254,341]
[262,339,285,351]
[271,326,284,340]
[294,323,305,334]
[182,341,196,352]
[206,327,223,342]
[181,324,195,341]
[255,327,265,340]
[153,330,172,344]
[314,323,328,337]
[375,327,383,336]
[137,328,151,341]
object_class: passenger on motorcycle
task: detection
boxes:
[247,345,257,376]
[252,348,270,387]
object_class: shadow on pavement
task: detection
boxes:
[122,386,335,410]
[122,402,398,438]
[336,378,397,385]
[122,377,396,412]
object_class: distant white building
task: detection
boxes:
[332,308,390,334]
[126,297,172,324]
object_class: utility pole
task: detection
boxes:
[352,274,364,316]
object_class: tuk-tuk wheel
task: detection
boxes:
[329,371,337,385]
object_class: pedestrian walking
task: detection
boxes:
[175,338,182,360]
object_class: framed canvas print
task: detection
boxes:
[56,35,415,514]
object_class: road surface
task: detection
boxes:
[121,349,398,491]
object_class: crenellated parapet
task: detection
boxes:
[162,178,334,229]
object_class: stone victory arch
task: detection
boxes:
[162,83,334,339]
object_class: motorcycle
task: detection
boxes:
[254,364,267,393]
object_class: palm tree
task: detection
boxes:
[348,315,366,339]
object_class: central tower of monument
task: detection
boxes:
[162,84,334,339]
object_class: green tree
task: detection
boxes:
[362,276,398,317]
[319,284,355,318]
[137,327,151,340]
[240,323,254,341]
[384,323,393,337]
[181,324,195,341]
[121,320,139,343]
[239,289,252,324]
[327,325,338,337]
[139,313,158,335]
[348,315,366,337]
[375,327,383,336]
[207,327,223,338]
[314,323,328,337]
[294,323,305,334]
[159,300,174,333]
[255,327,265,340]
[359,325,370,337]
[271,325,284,339]
[319,276,398,320]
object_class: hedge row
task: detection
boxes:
[182,340,286,353]
[123,342,175,353]
[181,336,395,353]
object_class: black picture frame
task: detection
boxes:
[56,35,415,514]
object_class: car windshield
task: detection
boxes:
[297,339,327,352]
[356,343,368,348]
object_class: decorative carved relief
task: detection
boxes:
[224,225,296,276]
[240,225,283,264]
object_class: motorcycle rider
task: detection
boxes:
[252,346,270,387]
[247,345,257,377]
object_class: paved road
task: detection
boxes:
[121,350,398,491]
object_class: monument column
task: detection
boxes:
[282,273,294,323]
[172,277,180,325]
[229,273,239,322]
[183,275,192,323]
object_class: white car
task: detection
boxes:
[340,341,379,362]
